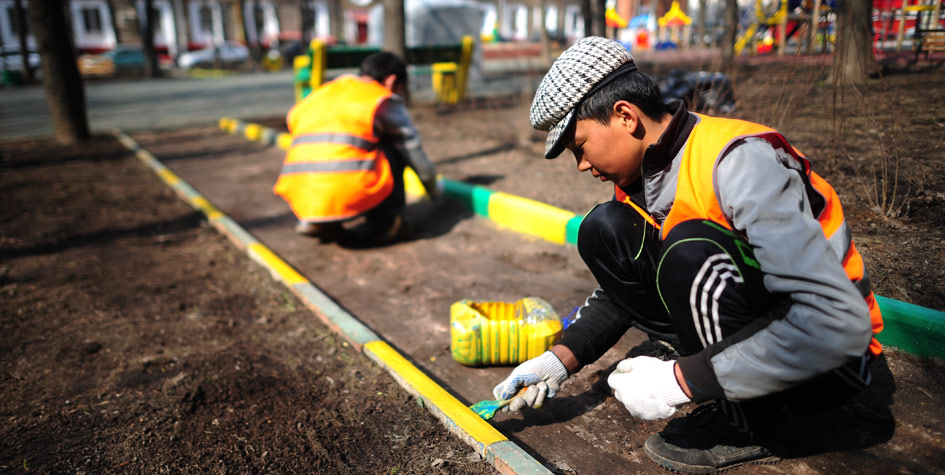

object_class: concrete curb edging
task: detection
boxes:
[218,118,945,361]
[114,129,551,475]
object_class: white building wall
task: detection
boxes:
[188,0,225,47]
[71,0,117,52]
[137,0,178,53]
[0,0,35,50]
[243,0,280,46]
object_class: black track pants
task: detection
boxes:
[577,202,869,425]
[364,146,406,228]
[578,202,777,358]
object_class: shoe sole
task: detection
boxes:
[645,446,780,474]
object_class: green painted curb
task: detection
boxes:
[218,118,945,361]
[875,296,945,360]
[443,178,494,217]
[565,215,583,246]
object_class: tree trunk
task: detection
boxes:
[384,0,406,59]
[831,0,879,85]
[580,0,591,36]
[107,0,121,44]
[141,0,161,77]
[14,0,33,83]
[719,0,737,71]
[299,1,310,47]
[26,0,89,144]
[586,0,606,37]
[539,0,552,66]
[329,0,345,43]
[240,0,262,70]
[697,0,707,47]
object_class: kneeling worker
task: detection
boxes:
[492,37,884,473]
[274,51,439,243]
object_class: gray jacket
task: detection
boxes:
[569,101,872,403]
[373,94,437,193]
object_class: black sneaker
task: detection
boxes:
[628,338,681,361]
[644,403,782,474]
[295,221,349,242]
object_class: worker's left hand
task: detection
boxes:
[423,178,442,200]
[607,356,691,420]
[493,351,568,413]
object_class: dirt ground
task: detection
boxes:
[0,136,496,474]
[2,57,945,474]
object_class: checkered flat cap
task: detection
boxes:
[530,37,634,158]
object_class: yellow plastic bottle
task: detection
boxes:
[450,297,563,366]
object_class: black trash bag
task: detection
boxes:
[658,69,736,114]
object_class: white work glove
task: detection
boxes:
[492,351,569,412]
[607,356,691,420]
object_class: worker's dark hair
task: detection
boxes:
[360,51,408,93]
[575,71,670,125]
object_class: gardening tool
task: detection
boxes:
[469,388,528,420]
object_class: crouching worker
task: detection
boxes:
[492,37,884,473]
[274,51,439,243]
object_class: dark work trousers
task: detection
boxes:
[363,145,406,230]
[578,201,871,434]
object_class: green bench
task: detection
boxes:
[293,36,474,104]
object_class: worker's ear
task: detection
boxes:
[382,74,399,92]
[613,100,640,135]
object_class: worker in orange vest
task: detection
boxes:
[274,52,438,243]
[493,37,883,472]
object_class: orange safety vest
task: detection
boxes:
[617,114,884,357]
[273,75,395,222]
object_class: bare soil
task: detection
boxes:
[0,137,494,474]
[2,58,944,474]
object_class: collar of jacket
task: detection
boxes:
[616,99,696,208]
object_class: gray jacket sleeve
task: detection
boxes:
[374,95,437,187]
[706,138,872,401]
[557,287,635,369]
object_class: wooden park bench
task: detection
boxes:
[293,36,474,105]
[913,8,945,62]
[914,29,945,61]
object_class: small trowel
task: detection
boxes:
[469,388,528,420]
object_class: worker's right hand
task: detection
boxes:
[492,351,569,412]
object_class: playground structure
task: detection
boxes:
[657,1,693,49]
[732,0,944,56]
[611,0,942,56]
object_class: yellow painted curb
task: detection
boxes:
[248,243,309,286]
[488,192,575,245]
[191,196,224,221]
[276,132,292,150]
[363,341,508,447]
[244,123,262,141]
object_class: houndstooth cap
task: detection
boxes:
[530,37,635,159]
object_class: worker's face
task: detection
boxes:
[566,105,644,189]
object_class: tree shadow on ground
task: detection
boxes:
[436,143,517,166]
[0,212,204,261]
[458,174,504,186]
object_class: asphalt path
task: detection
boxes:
[0,71,297,140]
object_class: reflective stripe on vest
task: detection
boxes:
[291,133,379,151]
[280,159,378,174]
[621,113,883,356]
[273,75,395,222]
